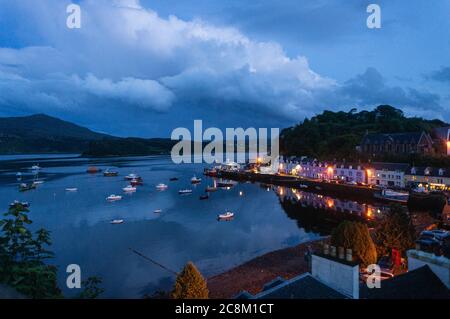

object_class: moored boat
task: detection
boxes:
[19,182,37,192]
[218,211,234,220]
[31,164,41,171]
[217,180,236,188]
[203,168,218,177]
[65,187,78,192]
[125,173,141,181]
[199,194,209,200]
[9,200,30,208]
[156,183,168,190]
[123,185,137,192]
[154,209,162,214]
[191,176,202,184]
[107,194,122,201]
[110,219,124,224]
[104,169,119,177]
[178,189,193,195]
[169,177,179,181]
[205,186,218,192]
[130,178,143,186]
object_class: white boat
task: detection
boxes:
[156,183,168,190]
[178,189,193,195]
[125,173,140,181]
[218,211,234,220]
[123,185,137,192]
[33,180,44,185]
[110,219,124,224]
[65,188,78,192]
[31,164,41,170]
[107,194,122,201]
[191,176,202,184]
[16,172,22,178]
[154,209,162,214]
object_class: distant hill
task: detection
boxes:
[0,114,174,156]
[280,105,448,162]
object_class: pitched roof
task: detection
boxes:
[361,132,426,145]
[235,274,347,299]
[360,265,450,299]
[409,166,450,178]
[369,162,411,172]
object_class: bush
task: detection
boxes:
[374,205,416,257]
[330,221,377,267]
[171,262,209,299]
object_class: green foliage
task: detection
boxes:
[171,262,209,299]
[0,204,61,298]
[77,276,105,299]
[280,105,447,161]
[374,205,416,257]
[330,221,377,267]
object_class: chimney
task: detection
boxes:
[311,252,360,299]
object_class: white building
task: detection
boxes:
[367,162,409,188]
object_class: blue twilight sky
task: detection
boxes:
[0,0,449,137]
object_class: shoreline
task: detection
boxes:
[207,237,328,299]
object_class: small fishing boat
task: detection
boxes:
[9,200,30,208]
[123,185,137,192]
[203,168,218,177]
[31,164,41,171]
[65,188,78,192]
[218,211,234,221]
[191,176,202,184]
[169,177,179,181]
[154,209,162,214]
[110,219,124,224]
[217,181,236,188]
[205,186,218,192]
[107,194,122,201]
[178,189,193,195]
[33,180,44,185]
[16,172,22,179]
[130,178,143,186]
[199,194,209,200]
[156,183,168,190]
[19,182,36,192]
[125,173,141,181]
[104,169,119,177]
[298,184,308,189]
[374,189,409,204]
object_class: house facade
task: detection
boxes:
[360,132,434,156]
[405,166,450,191]
[366,162,409,188]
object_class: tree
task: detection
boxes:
[374,205,416,257]
[0,204,61,298]
[78,276,104,299]
[330,221,377,267]
[171,262,209,299]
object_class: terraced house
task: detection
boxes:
[405,166,450,191]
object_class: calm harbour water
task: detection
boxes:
[0,155,383,298]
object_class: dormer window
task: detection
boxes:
[424,167,431,175]
[439,169,444,176]
[411,167,416,175]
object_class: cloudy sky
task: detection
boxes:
[0,0,449,137]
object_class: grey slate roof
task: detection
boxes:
[235,274,347,299]
[369,162,411,172]
[360,265,450,299]
[361,132,425,145]
[409,166,450,178]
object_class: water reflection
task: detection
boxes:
[275,186,389,235]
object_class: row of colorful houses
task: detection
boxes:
[279,157,450,191]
